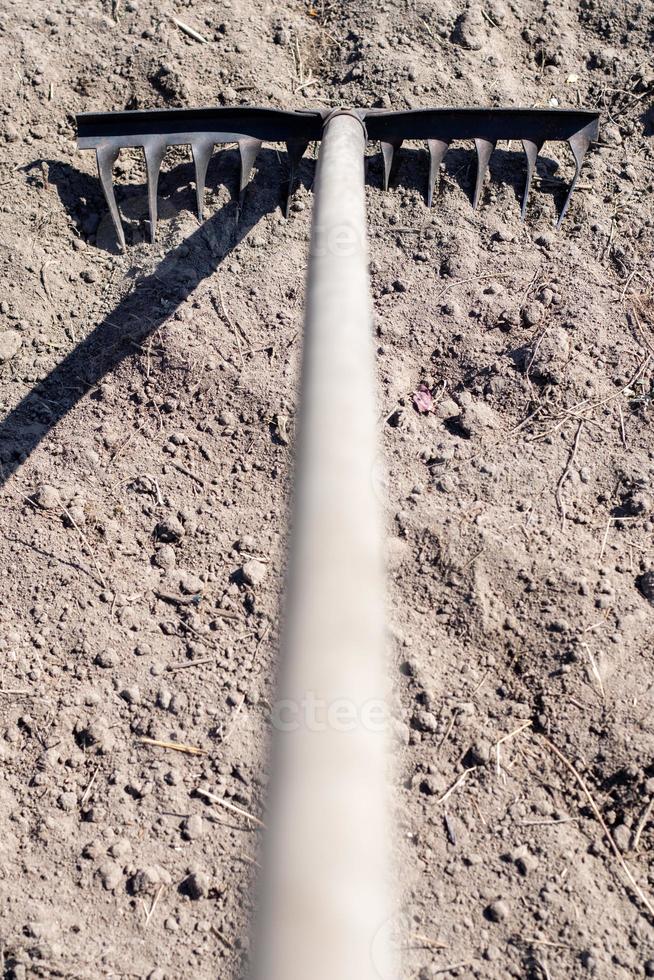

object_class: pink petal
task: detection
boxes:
[412,386,434,414]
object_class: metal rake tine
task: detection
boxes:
[380,139,403,191]
[143,137,167,243]
[426,138,450,207]
[556,124,593,229]
[96,142,125,251]
[285,138,310,217]
[191,137,214,223]
[473,138,496,210]
[521,139,542,221]
[238,136,262,208]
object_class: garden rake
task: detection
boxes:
[76,104,600,247]
[77,102,600,980]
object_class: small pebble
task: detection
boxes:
[534,231,554,248]
[182,813,204,841]
[58,791,77,811]
[154,544,176,569]
[178,570,203,595]
[522,301,544,326]
[120,685,141,705]
[419,775,440,795]
[580,949,597,972]
[241,559,267,588]
[0,329,22,363]
[33,484,61,510]
[219,409,237,427]
[95,649,119,668]
[612,823,631,852]
[98,861,123,890]
[467,740,490,766]
[637,571,654,605]
[184,870,209,900]
[411,709,438,733]
[157,688,172,710]
[499,307,520,328]
[516,851,538,875]
[486,899,509,922]
[435,397,459,419]
[131,866,164,895]
[108,838,132,860]
[156,516,185,543]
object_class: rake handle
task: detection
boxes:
[254,112,393,980]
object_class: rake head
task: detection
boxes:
[76,105,599,249]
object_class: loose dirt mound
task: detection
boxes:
[0,1,653,977]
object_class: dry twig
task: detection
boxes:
[137,736,207,756]
[172,17,208,43]
[539,735,654,918]
[195,787,266,828]
[167,657,212,672]
[144,884,165,927]
[170,460,205,487]
[580,642,605,700]
[436,766,477,806]
[494,720,532,778]
[555,419,584,523]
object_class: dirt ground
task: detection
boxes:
[0,0,653,977]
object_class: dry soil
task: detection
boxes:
[0,0,654,978]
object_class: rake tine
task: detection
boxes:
[143,136,167,243]
[380,139,402,191]
[95,143,125,251]
[556,124,594,229]
[238,136,262,208]
[426,138,450,207]
[473,138,496,210]
[521,139,542,222]
[285,138,310,217]
[191,137,214,223]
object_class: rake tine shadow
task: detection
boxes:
[0,165,280,491]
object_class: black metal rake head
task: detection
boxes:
[76,104,600,249]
